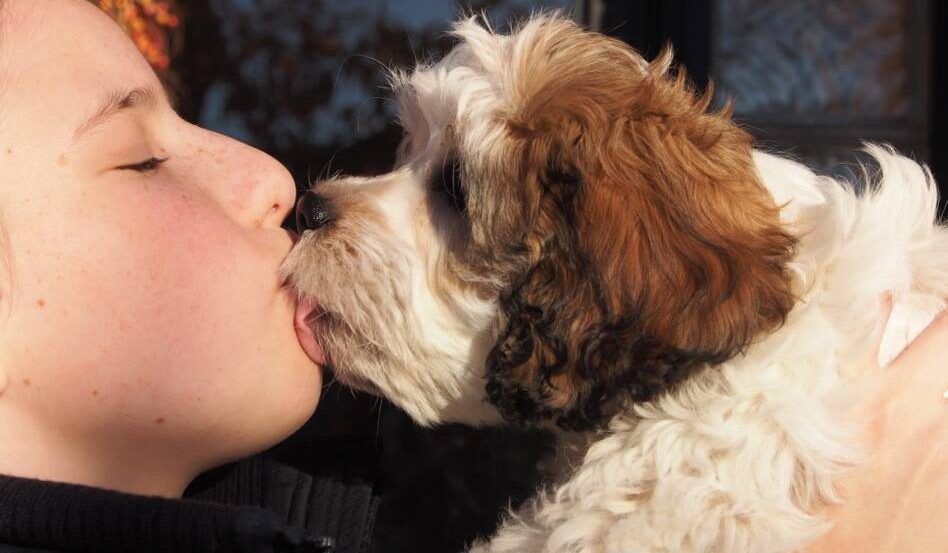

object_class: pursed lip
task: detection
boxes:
[282,228,327,366]
[292,301,382,396]
[294,295,327,367]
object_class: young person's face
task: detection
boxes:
[0,0,322,494]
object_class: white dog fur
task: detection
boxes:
[284,14,948,553]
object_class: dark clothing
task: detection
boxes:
[0,456,377,553]
[187,456,378,553]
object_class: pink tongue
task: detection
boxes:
[294,297,326,366]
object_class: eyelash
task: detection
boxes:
[118,157,169,173]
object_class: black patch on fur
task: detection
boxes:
[484,163,721,431]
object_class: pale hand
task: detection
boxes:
[805,299,948,552]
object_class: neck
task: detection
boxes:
[0,404,203,498]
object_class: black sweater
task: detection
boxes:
[0,456,377,553]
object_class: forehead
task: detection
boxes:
[0,0,157,146]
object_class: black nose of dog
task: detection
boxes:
[296,192,334,231]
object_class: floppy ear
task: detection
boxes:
[482,19,797,430]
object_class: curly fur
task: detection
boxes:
[284,13,948,552]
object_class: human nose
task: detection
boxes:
[190,127,297,230]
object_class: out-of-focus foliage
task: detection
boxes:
[168,0,567,183]
[97,0,180,69]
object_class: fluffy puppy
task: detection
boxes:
[284,14,948,553]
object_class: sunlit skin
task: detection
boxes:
[0,3,946,550]
[806,303,948,552]
[0,0,322,497]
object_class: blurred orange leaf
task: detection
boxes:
[96,0,179,70]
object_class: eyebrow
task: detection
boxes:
[72,86,165,142]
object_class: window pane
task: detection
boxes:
[711,0,930,171]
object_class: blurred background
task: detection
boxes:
[112,1,947,551]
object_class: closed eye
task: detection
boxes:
[118,157,168,173]
[431,157,466,214]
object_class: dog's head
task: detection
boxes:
[283,15,796,430]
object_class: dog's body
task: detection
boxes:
[286,15,948,552]
[467,148,947,553]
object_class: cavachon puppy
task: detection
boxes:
[284,14,948,553]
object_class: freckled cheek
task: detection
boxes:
[117,214,276,334]
[9,184,300,430]
[73,200,278,364]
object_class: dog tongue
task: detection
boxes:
[294,296,327,366]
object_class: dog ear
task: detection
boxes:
[482,18,797,430]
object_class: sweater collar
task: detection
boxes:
[0,474,334,553]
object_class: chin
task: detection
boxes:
[283,14,948,553]
[248,339,323,440]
